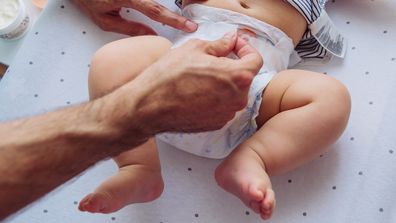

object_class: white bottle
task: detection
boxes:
[0,0,30,40]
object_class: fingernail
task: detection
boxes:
[185,20,198,32]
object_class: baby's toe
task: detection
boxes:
[263,189,275,210]
[248,184,264,201]
[249,200,261,214]
[79,192,109,213]
[260,189,275,220]
[246,185,265,213]
[79,193,95,212]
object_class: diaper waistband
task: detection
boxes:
[182,4,294,49]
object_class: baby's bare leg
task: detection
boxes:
[79,139,163,213]
[79,36,172,213]
[215,70,351,220]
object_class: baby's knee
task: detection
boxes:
[314,75,351,132]
[90,36,171,75]
[282,70,351,128]
[321,76,351,116]
[88,47,117,99]
[285,70,351,116]
[88,36,172,99]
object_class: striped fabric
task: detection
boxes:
[287,0,327,24]
[287,0,331,60]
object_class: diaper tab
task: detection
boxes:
[287,0,348,60]
[310,11,347,58]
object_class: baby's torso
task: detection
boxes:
[173,3,297,74]
[183,0,307,46]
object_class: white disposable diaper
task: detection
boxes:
[156,4,296,159]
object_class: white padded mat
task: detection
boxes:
[1,0,396,222]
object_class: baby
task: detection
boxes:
[78,0,351,220]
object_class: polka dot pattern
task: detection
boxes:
[0,0,395,223]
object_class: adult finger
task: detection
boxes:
[119,0,198,32]
[232,36,263,74]
[94,14,157,36]
[213,37,262,90]
[203,32,238,57]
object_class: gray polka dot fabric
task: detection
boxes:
[1,0,396,222]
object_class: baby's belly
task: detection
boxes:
[183,0,307,46]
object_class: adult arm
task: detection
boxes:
[0,33,262,220]
[72,0,198,35]
[0,91,145,220]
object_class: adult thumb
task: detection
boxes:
[233,37,263,74]
[205,32,237,57]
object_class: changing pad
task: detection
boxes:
[1,0,396,222]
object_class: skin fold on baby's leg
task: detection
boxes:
[78,36,172,213]
[215,70,351,220]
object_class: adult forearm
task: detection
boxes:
[0,34,262,219]
[0,88,150,220]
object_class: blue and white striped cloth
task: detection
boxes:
[287,0,346,60]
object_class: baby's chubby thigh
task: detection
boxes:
[88,36,172,99]
[248,69,350,175]
[255,69,351,129]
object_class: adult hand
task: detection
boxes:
[115,32,263,136]
[0,33,262,220]
[72,0,198,35]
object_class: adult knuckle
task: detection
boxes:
[240,70,255,82]
[243,56,263,73]
[254,56,264,72]
[145,2,164,19]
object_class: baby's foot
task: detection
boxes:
[79,165,163,214]
[215,155,275,220]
